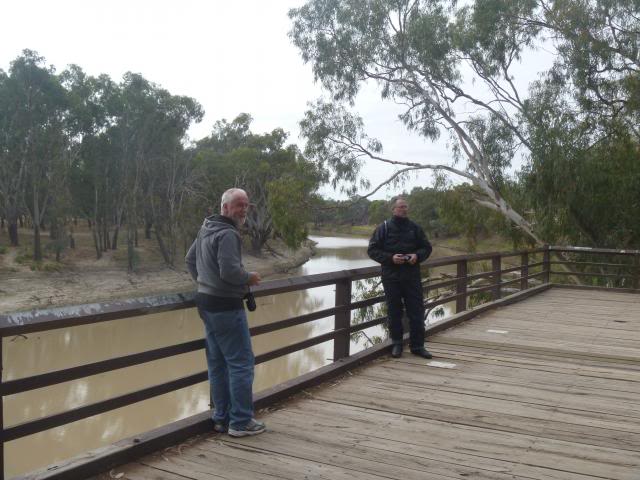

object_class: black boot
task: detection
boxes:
[411,348,432,359]
[391,344,403,358]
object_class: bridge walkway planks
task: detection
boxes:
[94,288,640,480]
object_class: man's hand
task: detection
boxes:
[248,272,261,286]
[408,254,418,265]
[392,254,406,265]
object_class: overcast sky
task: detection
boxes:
[1,0,546,200]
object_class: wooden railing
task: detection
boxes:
[549,246,640,290]
[1,244,637,479]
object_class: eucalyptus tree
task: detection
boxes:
[528,0,640,139]
[137,86,203,266]
[290,0,545,243]
[289,0,639,246]
[103,73,203,269]
[65,70,121,259]
[519,0,640,248]
[0,51,70,259]
[0,65,25,246]
[195,114,322,252]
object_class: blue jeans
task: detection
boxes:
[198,308,255,430]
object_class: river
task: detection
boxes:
[3,234,453,477]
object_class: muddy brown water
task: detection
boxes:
[3,235,454,477]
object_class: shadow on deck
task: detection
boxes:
[94,288,640,480]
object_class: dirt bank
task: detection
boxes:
[0,235,315,314]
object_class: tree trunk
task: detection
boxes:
[8,221,19,246]
[102,220,109,251]
[34,222,42,262]
[112,226,120,250]
[154,227,173,266]
[91,226,101,259]
[145,222,152,240]
[33,185,43,262]
[127,224,135,273]
[251,235,262,255]
[49,218,59,240]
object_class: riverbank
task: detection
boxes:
[0,237,316,314]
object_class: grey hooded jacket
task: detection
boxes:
[185,215,250,299]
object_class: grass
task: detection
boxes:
[0,226,171,272]
[434,235,514,254]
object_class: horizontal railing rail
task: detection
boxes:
[2,244,637,479]
[548,246,640,290]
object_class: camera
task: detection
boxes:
[245,291,257,311]
[402,255,412,263]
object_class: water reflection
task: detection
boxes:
[3,234,455,477]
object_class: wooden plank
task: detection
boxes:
[364,358,640,398]
[422,344,640,382]
[311,375,640,441]
[133,431,454,480]
[264,400,640,480]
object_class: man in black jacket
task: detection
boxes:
[367,196,433,359]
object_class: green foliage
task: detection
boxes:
[468,291,493,309]
[290,0,640,250]
[194,115,323,251]
[523,128,640,248]
[268,180,309,249]
[15,253,31,265]
[311,197,370,227]
[44,238,67,262]
[0,245,7,255]
[350,277,388,347]
[0,50,204,267]
[437,183,532,251]
[367,200,388,226]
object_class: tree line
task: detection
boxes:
[0,51,321,270]
[312,184,528,251]
[3,0,640,274]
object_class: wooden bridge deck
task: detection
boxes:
[97,288,640,480]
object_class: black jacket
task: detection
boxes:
[367,216,432,281]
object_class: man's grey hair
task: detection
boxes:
[390,196,407,209]
[220,188,247,214]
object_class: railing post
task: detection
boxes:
[492,255,501,301]
[633,253,639,291]
[456,260,467,313]
[333,279,352,361]
[543,245,550,284]
[521,252,529,291]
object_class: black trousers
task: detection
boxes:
[382,277,425,350]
